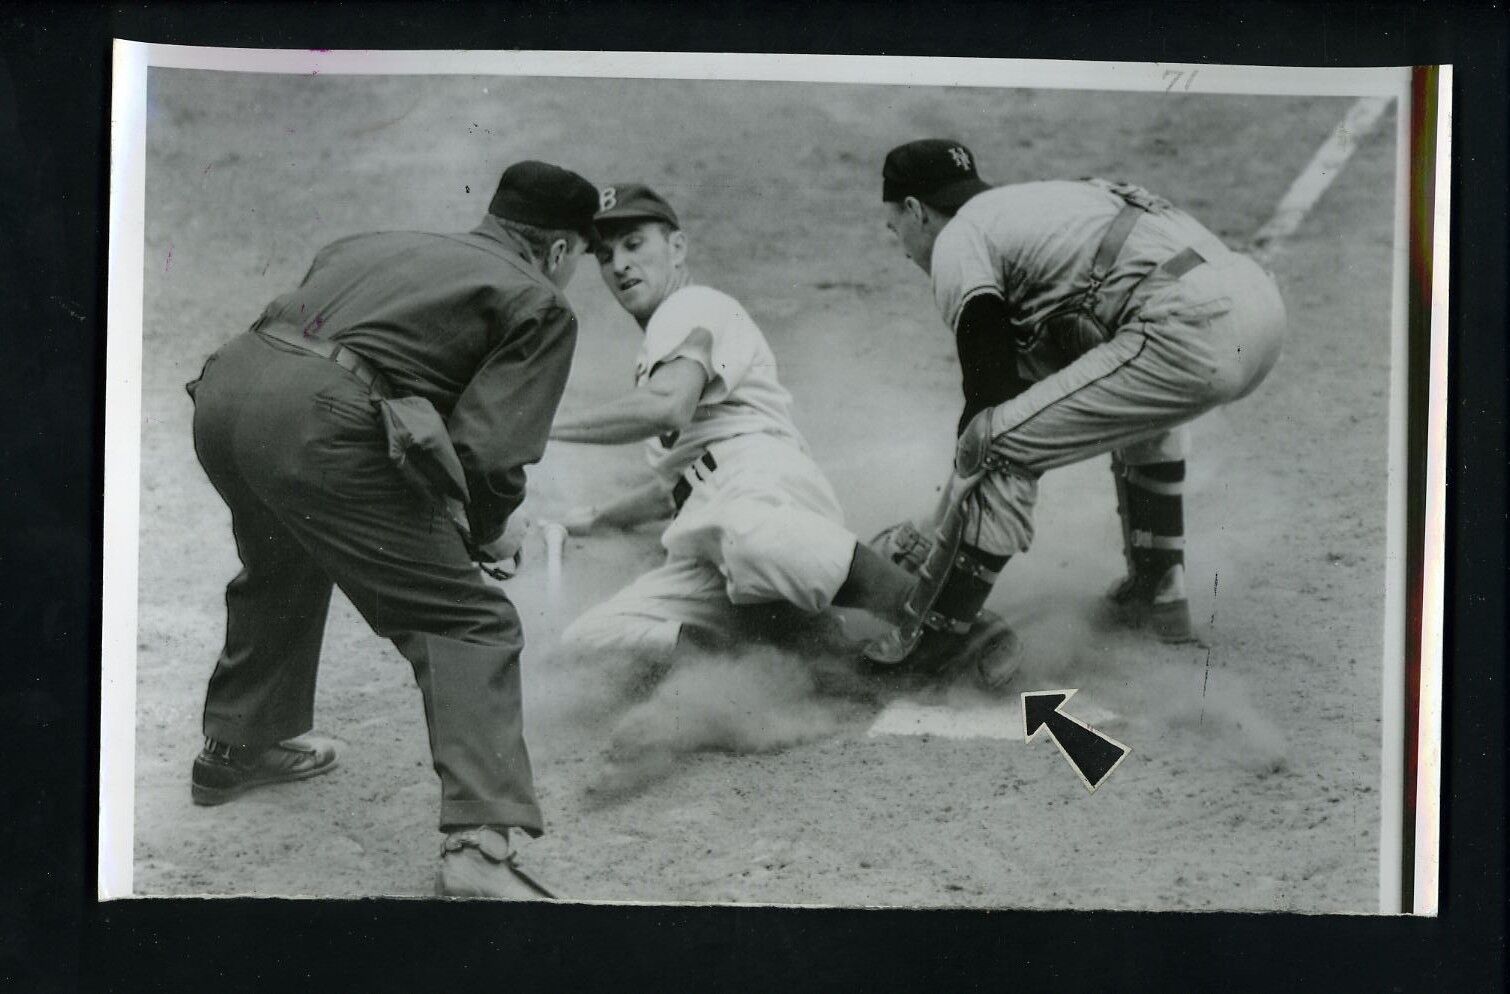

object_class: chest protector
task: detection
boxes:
[1033,180,1170,365]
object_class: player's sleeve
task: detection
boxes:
[931,217,1032,434]
[449,295,578,543]
[642,288,759,406]
[930,216,1002,333]
[954,290,1031,435]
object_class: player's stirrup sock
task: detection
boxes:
[1123,460,1186,586]
[1113,458,1194,642]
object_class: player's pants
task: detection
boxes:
[964,251,1286,557]
[561,434,857,654]
[189,331,543,835]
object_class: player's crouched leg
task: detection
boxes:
[561,608,681,658]
[558,608,682,699]
[557,557,747,698]
[1166,253,1287,407]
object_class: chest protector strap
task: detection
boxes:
[1031,200,1147,363]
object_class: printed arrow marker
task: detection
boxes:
[1021,690,1131,792]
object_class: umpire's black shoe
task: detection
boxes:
[190,735,339,806]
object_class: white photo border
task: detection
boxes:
[101,42,1443,913]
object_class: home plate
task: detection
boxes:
[866,699,1120,741]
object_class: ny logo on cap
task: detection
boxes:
[948,146,972,171]
[599,186,617,211]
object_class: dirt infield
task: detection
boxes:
[132,72,1395,910]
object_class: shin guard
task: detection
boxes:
[865,409,1011,666]
[1110,458,1192,641]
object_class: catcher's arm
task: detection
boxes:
[954,290,1031,435]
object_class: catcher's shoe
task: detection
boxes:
[968,614,1025,693]
[190,735,338,806]
[436,827,556,901]
[865,609,1021,693]
[1106,563,1196,644]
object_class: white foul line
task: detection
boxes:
[1249,96,1393,264]
[868,96,1391,743]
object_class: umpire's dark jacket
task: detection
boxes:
[253,213,577,543]
[189,212,577,834]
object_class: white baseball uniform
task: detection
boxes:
[562,285,858,654]
[931,179,1287,557]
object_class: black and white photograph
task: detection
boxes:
[100,46,1444,912]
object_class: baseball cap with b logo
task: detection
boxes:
[593,183,682,229]
[882,139,993,212]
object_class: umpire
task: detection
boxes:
[184,161,597,900]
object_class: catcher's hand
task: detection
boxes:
[868,519,934,575]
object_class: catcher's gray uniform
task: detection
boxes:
[863,169,1286,655]
[870,162,1286,660]
[931,179,1285,558]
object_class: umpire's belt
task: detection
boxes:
[671,452,718,512]
[255,322,393,398]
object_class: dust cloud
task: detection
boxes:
[527,642,874,801]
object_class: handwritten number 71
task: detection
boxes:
[1163,69,1198,92]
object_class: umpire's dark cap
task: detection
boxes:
[593,183,681,230]
[488,161,600,239]
[882,139,992,212]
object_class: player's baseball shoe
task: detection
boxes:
[436,827,556,901]
[1106,564,1197,643]
[190,735,339,806]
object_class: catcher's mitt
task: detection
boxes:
[868,519,934,575]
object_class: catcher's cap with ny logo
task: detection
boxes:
[882,138,993,212]
[593,183,682,231]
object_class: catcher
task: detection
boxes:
[865,139,1286,668]
[549,183,1020,689]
